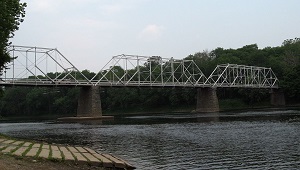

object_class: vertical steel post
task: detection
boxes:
[12,46,15,83]
[171,58,174,84]
[35,47,37,84]
[137,57,140,85]
[149,59,152,84]
[161,58,163,85]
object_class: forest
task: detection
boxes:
[0,38,300,117]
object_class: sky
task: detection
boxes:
[11,0,300,72]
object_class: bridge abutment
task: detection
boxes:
[270,89,285,106]
[77,86,102,117]
[196,87,219,112]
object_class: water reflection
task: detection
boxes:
[0,110,300,169]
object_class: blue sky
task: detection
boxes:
[12,0,300,71]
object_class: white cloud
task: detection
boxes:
[139,24,164,41]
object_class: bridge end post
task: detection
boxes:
[77,86,102,117]
[196,87,219,113]
[270,89,285,106]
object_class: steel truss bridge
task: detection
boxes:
[0,45,278,88]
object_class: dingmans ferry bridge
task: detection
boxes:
[0,45,285,118]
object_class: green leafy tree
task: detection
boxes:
[0,0,26,74]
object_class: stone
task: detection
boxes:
[84,147,97,154]
[102,154,126,168]
[3,140,15,144]
[12,141,23,145]
[26,147,39,157]
[72,152,88,163]
[77,86,102,117]
[270,89,285,106]
[196,87,219,112]
[32,143,41,148]
[75,146,87,153]
[13,147,28,156]
[60,147,76,161]
[38,149,50,159]
[23,142,32,147]
[1,146,17,153]
[67,146,78,153]
[82,152,101,165]
[50,145,59,151]
[42,144,49,149]
[93,153,113,167]
[51,150,62,159]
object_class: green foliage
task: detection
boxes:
[0,0,26,73]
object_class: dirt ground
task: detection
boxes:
[0,154,105,170]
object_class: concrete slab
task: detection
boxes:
[26,147,39,157]
[93,153,113,167]
[51,150,62,159]
[32,143,41,148]
[51,145,59,151]
[59,147,75,161]
[13,146,28,156]
[103,154,126,168]
[42,144,49,149]
[67,146,78,153]
[1,145,18,153]
[75,146,87,153]
[38,149,50,159]
[3,140,15,144]
[12,141,23,145]
[84,147,97,154]
[23,142,32,147]
[72,152,88,163]
[82,152,101,166]
[0,139,6,142]
[0,138,135,169]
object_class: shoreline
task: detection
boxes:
[0,134,135,170]
[1,105,299,121]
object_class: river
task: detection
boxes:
[0,109,300,169]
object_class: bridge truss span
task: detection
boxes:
[91,54,208,87]
[206,64,279,88]
[2,45,91,86]
[0,45,279,89]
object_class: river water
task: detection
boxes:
[0,110,300,169]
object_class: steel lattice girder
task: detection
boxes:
[91,54,208,87]
[2,45,91,86]
[206,64,278,88]
[1,45,280,89]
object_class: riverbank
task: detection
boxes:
[0,153,101,170]
[0,134,135,170]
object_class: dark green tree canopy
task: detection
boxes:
[0,0,26,74]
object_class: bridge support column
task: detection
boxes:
[196,87,219,113]
[270,89,285,106]
[77,86,102,117]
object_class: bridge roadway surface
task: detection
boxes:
[0,137,135,169]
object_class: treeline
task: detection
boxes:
[1,38,300,116]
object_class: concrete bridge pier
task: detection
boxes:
[77,86,102,117]
[270,89,285,106]
[196,87,219,113]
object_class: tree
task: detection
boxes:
[0,0,26,74]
